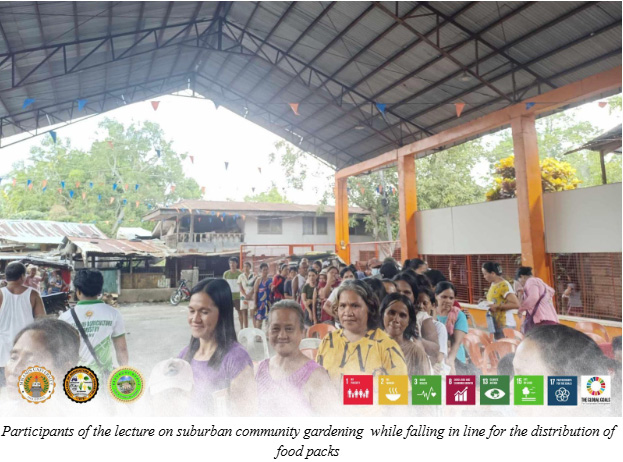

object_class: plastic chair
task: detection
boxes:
[462,334,485,372]
[575,321,610,342]
[483,341,518,374]
[299,338,322,350]
[301,348,318,360]
[584,332,607,344]
[237,328,270,361]
[469,328,492,347]
[307,323,336,339]
[497,337,520,347]
[503,328,524,342]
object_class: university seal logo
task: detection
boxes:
[18,365,55,404]
[108,367,144,402]
[64,367,98,403]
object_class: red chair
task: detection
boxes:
[575,321,610,342]
[469,328,492,347]
[503,328,524,342]
[584,332,607,344]
[483,341,518,374]
[307,323,336,339]
[463,334,485,372]
[301,348,318,360]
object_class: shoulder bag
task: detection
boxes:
[70,308,111,381]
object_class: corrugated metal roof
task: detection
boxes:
[65,236,172,258]
[116,227,153,240]
[0,219,107,244]
[565,124,622,155]
[0,2,620,168]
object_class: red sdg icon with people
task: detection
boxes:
[343,375,373,405]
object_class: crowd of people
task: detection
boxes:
[0,256,620,417]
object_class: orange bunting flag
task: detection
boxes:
[598,101,608,108]
[170,185,176,194]
[57,188,62,193]
[289,103,300,116]
[455,102,465,117]
[200,186,206,194]
[135,201,140,208]
[82,192,86,200]
[151,101,160,111]
[28,183,33,190]
[76,181,80,188]
[110,197,115,204]
[124,183,129,191]
[189,155,194,164]
[107,141,114,148]
[12,178,16,186]
[42,179,47,188]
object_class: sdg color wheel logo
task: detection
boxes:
[108,367,144,402]
[586,376,606,396]
[581,375,611,404]
[18,365,55,404]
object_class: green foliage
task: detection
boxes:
[243,183,291,203]
[0,119,200,236]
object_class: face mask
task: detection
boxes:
[371,268,380,276]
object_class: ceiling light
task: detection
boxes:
[459,72,471,82]
[354,125,365,130]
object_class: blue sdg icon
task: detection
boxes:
[547,376,577,406]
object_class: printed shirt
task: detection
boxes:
[223,270,242,300]
[237,272,255,300]
[437,311,469,363]
[486,279,517,327]
[58,300,125,374]
[316,328,407,385]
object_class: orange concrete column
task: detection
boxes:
[398,154,418,261]
[511,114,552,285]
[334,177,350,263]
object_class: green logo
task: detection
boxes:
[108,367,144,402]
[411,375,442,405]
[480,375,510,405]
[514,375,544,405]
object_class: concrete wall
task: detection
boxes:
[118,288,173,304]
[415,184,621,255]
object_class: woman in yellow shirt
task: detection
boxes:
[482,262,520,339]
[316,280,407,386]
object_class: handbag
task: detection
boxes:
[70,308,111,381]
[521,288,547,335]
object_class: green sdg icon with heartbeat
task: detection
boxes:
[411,376,442,405]
[480,376,510,405]
[514,376,544,405]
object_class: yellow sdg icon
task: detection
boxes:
[18,365,55,404]
[378,375,409,405]
[64,367,99,403]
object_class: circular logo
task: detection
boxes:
[586,376,606,396]
[555,387,570,402]
[64,367,98,403]
[17,366,55,404]
[108,367,144,402]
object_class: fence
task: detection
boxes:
[349,241,402,269]
[240,244,337,273]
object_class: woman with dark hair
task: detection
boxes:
[392,272,439,359]
[434,282,469,374]
[482,261,519,339]
[515,266,559,333]
[364,278,389,312]
[179,278,255,416]
[316,280,407,385]
[256,301,336,416]
[380,293,430,375]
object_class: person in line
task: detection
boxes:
[283,266,297,300]
[434,282,469,374]
[300,269,318,325]
[366,257,382,277]
[23,266,42,291]
[482,262,519,339]
[271,264,288,304]
[416,284,448,373]
[179,278,255,416]
[252,263,272,329]
[405,258,428,275]
[380,293,430,375]
[515,266,559,333]
[381,279,397,296]
[237,261,255,330]
[291,260,308,302]
[316,280,407,386]
[322,266,357,321]
[392,272,439,360]
[223,257,242,316]
[364,278,389,313]
[256,300,336,416]
[379,261,399,279]
[0,262,46,387]
[59,269,128,377]
[312,260,323,274]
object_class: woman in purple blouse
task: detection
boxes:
[179,278,256,416]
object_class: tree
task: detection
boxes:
[243,183,291,203]
[486,155,581,201]
[1,119,200,236]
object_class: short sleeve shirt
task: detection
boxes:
[486,280,516,327]
[437,310,468,363]
[224,270,242,300]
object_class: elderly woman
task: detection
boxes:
[256,300,336,416]
[380,293,430,375]
[316,280,407,385]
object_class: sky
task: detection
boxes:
[0,92,620,204]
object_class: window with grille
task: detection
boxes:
[316,217,328,235]
[302,217,314,235]
[258,217,282,234]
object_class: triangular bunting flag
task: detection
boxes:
[289,103,300,116]
[76,181,80,188]
[107,141,114,149]
[200,186,206,194]
[113,183,117,191]
[258,167,262,174]
[455,102,465,117]
[27,179,32,186]
[252,187,255,193]
[598,101,608,108]
[525,102,535,110]
[124,183,129,191]
[69,190,75,198]
[61,181,65,189]
[375,103,386,114]
[49,131,57,143]
[151,101,160,111]
[89,182,94,189]
[189,155,194,164]
[23,98,35,109]
[42,180,47,188]
[42,186,47,192]
[77,99,87,111]
[170,185,176,194]
[110,197,115,204]
[135,201,140,208]
[28,183,33,190]
[225,162,229,170]
[12,178,16,186]
[135,184,139,191]
[123,199,127,205]
[82,192,86,200]
[98,194,102,201]
[156,149,161,158]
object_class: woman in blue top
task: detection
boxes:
[253,263,272,329]
[434,282,468,374]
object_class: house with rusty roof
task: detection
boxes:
[0,219,107,252]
